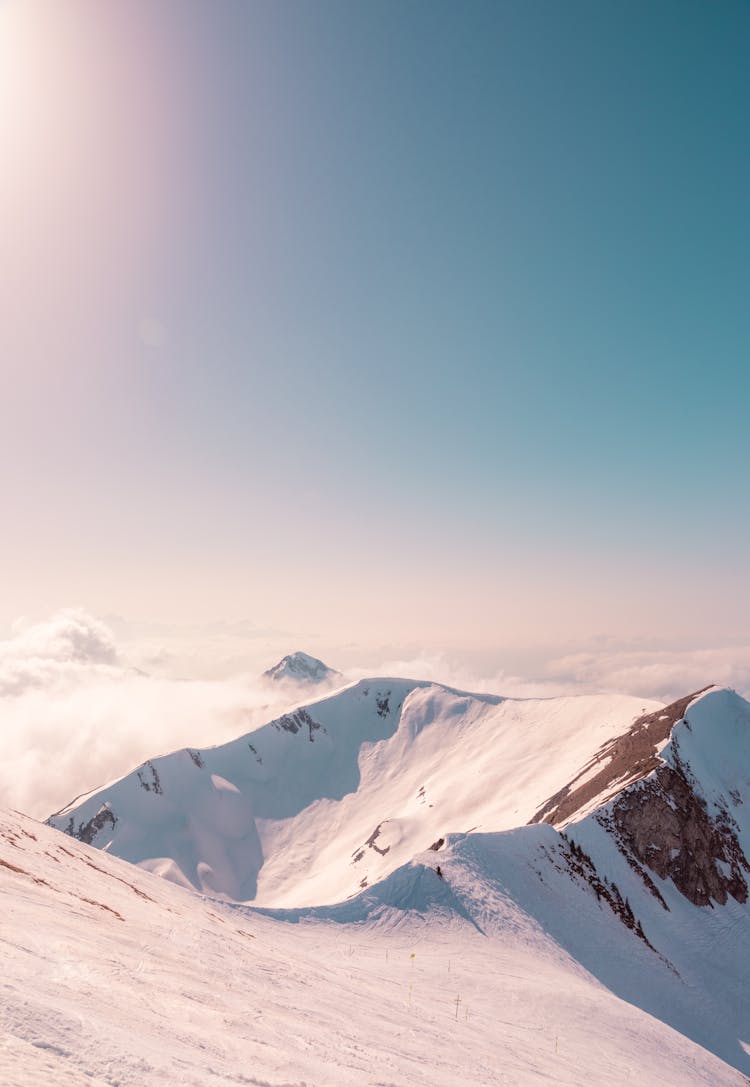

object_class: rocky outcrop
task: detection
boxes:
[556,833,657,951]
[530,688,713,827]
[376,693,391,718]
[271,708,323,742]
[351,822,392,864]
[599,747,750,908]
[136,760,162,794]
[62,804,117,846]
[533,685,750,910]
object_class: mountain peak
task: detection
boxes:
[262,651,340,685]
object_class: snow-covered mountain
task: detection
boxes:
[47,678,660,904]
[30,680,750,1079]
[2,804,747,1086]
[262,649,340,685]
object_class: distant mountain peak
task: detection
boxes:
[262,651,340,685]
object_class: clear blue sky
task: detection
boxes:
[1,0,749,657]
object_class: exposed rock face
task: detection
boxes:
[136,761,162,794]
[271,708,323,742]
[365,823,390,856]
[555,833,657,952]
[63,804,117,845]
[601,755,750,908]
[531,685,750,910]
[375,693,390,718]
[351,822,392,865]
[530,688,713,827]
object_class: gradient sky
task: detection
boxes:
[2,0,749,666]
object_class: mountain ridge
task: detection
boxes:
[243,686,750,1074]
[47,678,660,905]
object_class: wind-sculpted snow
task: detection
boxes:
[47,680,658,905]
[49,679,424,900]
[530,686,713,827]
[250,805,750,1077]
[3,808,747,1086]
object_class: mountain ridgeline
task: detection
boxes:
[45,680,750,1076]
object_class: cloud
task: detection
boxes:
[96,615,305,682]
[547,646,750,703]
[361,644,750,704]
[3,610,750,823]
[0,608,120,696]
[0,610,310,821]
[8,608,118,665]
[353,650,576,700]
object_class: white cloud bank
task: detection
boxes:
[1,610,749,822]
[547,646,750,703]
[0,610,310,820]
[0,608,119,696]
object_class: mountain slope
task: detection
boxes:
[384,685,750,1077]
[2,806,746,1087]
[248,688,750,1075]
[262,649,341,685]
[47,679,659,905]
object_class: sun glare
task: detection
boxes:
[0,1,69,191]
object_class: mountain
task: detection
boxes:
[246,685,750,1077]
[39,680,750,1078]
[2,804,746,1086]
[261,649,340,685]
[47,679,659,904]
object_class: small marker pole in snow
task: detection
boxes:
[408,953,415,1009]
[455,994,461,1021]
[555,1035,559,1055]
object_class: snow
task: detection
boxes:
[49,679,660,906]
[8,681,750,1083]
[1,808,745,1087]
[262,650,341,685]
[539,687,750,1074]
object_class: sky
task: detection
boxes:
[1,0,750,687]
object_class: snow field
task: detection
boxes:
[1,808,745,1086]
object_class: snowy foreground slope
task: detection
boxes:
[49,679,661,905]
[1,807,746,1087]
